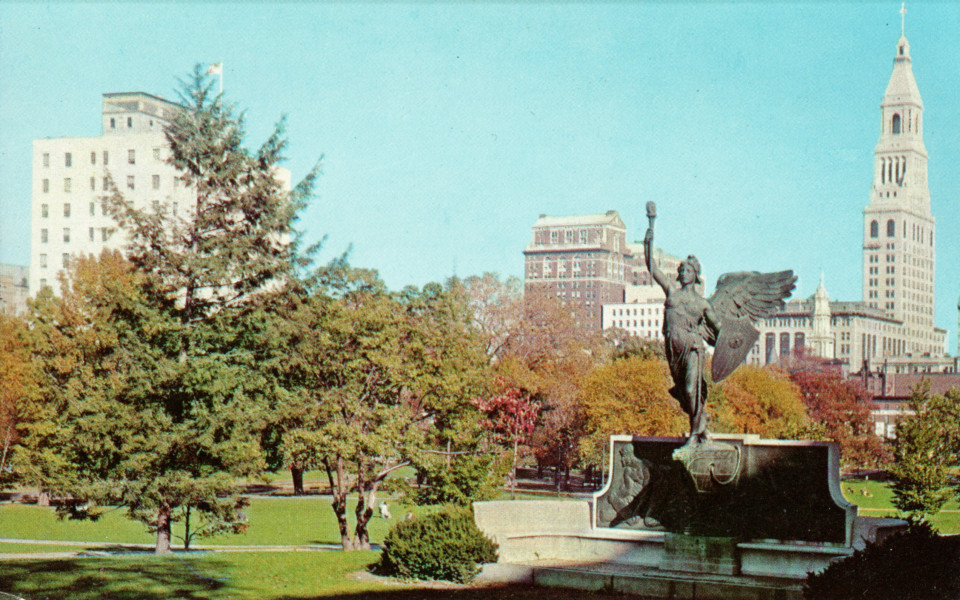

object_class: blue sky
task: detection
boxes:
[1,2,958,352]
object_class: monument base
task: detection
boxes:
[660,533,739,575]
[474,500,905,599]
[474,434,908,599]
[526,563,803,600]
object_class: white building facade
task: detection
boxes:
[602,285,666,340]
[30,92,192,294]
[861,26,945,356]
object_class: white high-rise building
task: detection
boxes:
[752,13,947,370]
[861,22,944,356]
[30,92,191,294]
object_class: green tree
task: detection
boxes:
[18,67,319,554]
[889,384,960,520]
[578,356,686,468]
[274,264,489,550]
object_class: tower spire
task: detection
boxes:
[900,3,906,37]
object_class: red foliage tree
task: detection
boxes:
[790,368,889,469]
[475,383,540,498]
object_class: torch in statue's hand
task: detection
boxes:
[644,201,657,245]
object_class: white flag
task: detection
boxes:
[207,62,222,75]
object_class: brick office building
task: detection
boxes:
[523,211,631,331]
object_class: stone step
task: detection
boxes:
[529,562,804,600]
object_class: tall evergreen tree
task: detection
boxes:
[19,67,320,554]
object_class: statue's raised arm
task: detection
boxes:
[643,201,672,293]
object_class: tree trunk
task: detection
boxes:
[555,462,569,495]
[511,438,519,499]
[156,503,173,554]
[325,458,353,550]
[183,505,192,551]
[291,465,304,495]
[0,423,13,475]
[353,460,373,550]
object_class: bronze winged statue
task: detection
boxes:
[643,202,796,448]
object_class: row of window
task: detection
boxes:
[889,111,918,136]
[764,332,806,363]
[40,196,177,221]
[878,155,906,185]
[42,174,166,194]
[535,227,623,251]
[611,319,660,329]
[609,307,660,317]
[39,226,116,244]
[868,219,933,246]
[42,148,162,169]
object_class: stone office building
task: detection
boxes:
[30,91,293,298]
[0,264,29,315]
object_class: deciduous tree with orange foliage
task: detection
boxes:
[495,294,604,490]
[578,356,686,469]
[707,365,811,438]
[0,313,39,487]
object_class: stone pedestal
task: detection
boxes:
[474,435,904,600]
[660,533,739,575]
[594,434,856,545]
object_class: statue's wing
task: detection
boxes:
[707,270,797,323]
[707,270,796,383]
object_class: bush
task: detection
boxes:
[412,454,509,506]
[804,521,960,600]
[377,505,498,583]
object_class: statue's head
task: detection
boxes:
[677,255,702,285]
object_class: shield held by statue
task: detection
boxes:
[711,318,759,383]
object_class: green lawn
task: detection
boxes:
[0,551,645,600]
[252,466,417,492]
[0,496,435,549]
[0,542,111,554]
[0,551,384,599]
[842,478,960,534]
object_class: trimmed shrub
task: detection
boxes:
[804,521,960,600]
[377,505,498,583]
[412,454,510,506]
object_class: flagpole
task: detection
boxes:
[207,62,223,95]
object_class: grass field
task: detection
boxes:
[0,551,646,600]
[842,477,960,533]
[0,551,383,599]
[3,477,958,553]
[0,496,438,550]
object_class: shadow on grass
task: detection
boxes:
[0,556,230,600]
[277,583,642,600]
